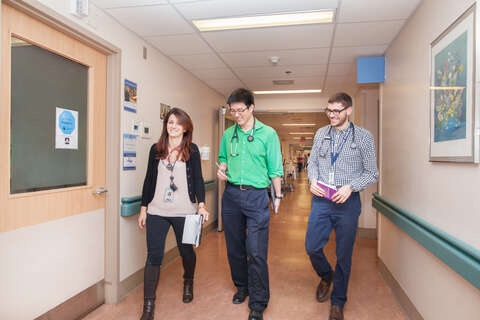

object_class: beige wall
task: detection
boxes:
[1,1,224,318]
[381,0,480,318]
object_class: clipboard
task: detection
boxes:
[270,181,278,215]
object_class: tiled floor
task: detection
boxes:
[83,173,405,320]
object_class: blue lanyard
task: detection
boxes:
[330,123,352,166]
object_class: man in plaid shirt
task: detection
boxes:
[306,92,379,320]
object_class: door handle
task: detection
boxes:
[92,187,108,195]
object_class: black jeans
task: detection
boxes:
[146,214,196,280]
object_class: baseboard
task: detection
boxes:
[378,258,423,320]
[358,227,377,239]
[35,281,104,320]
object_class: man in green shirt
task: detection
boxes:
[217,88,283,320]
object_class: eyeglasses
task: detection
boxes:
[229,106,249,115]
[324,106,348,116]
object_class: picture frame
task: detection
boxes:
[160,103,171,120]
[429,4,477,162]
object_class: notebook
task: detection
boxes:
[316,181,337,200]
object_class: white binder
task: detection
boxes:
[182,214,203,247]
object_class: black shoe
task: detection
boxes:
[316,271,333,302]
[183,279,193,303]
[329,305,343,320]
[140,299,155,320]
[232,289,249,304]
[248,310,263,320]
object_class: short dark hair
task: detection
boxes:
[227,88,254,108]
[328,92,352,108]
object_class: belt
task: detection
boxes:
[227,182,265,191]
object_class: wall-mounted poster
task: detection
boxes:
[124,79,137,113]
[123,133,137,170]
[55,107,78,149]
[430,5,477,162]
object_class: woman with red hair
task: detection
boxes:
[138,107,209,320]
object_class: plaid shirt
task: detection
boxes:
[307,123,378,192]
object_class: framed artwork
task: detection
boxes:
[429,5,477,162]
[160,103,171,120]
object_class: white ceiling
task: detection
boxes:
[92,0,422,97]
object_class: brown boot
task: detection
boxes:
[329,305,344,320]
[183,279,193,303]
[316,271,333,302]
[140,264,160,320]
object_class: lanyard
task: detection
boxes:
[330,123,352,166]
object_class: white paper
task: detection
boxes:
[55,107,78,149]
[199,146,210,160]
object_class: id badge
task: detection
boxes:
[328,167,335,185]
[164,187,174,202]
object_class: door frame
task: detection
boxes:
[3,0,123,303]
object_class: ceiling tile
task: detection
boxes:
[202,24,334,53]
[220,48,330,67]
[334,20,405,47]
[330,45,388,63]
[328,63,355,76]
[244,77,324,91]
[169,53,226,69]
[203,79,245,98]
[147,34,212,55]
[191,68,237,80]
[92,0,168,9]
[338,0,421,23]
[234,65,327,79]
[324,75,356,87]
[174,0,338,20]
[107,5,194,36]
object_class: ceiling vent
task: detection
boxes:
[272,80,294,85]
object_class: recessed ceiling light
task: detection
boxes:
[289,132,314,135]
[282,123,316,126]
[192,11,334,32]
[253,89,322,94]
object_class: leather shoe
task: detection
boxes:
[316,271,333,302]
[248,310,263,320]
[329,305,343,320]
[232,290,248,304]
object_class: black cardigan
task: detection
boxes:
[141,143,205,207]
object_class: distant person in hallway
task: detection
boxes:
[137,108,209,320]
[217,88,284,320]
[306,92,378,320]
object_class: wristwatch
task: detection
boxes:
[275,194,284,199]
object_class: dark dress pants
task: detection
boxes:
[305,192,361,307]
[222,184,270,312]
[146,214,196,280]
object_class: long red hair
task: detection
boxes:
[156,108,193,161]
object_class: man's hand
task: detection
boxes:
[274,198,281,214]
[310,179,326,197]
[331,185,353,204]
[217,162,228,181]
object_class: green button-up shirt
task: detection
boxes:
[218,118,283,188]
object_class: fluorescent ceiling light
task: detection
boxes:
[282,123,316,126]
[289,132,314,135]
[192,11,334,32]
[430,86,465,90]
[254,89,322,95]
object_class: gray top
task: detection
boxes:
[307,123,379,192]
[147,160,197,216]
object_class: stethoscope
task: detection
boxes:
[230,118,255,156]
[319,122,357,158]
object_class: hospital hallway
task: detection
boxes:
[82,172,405,320]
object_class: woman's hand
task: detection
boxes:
[198,203,209,222]
[138,206,147,229]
